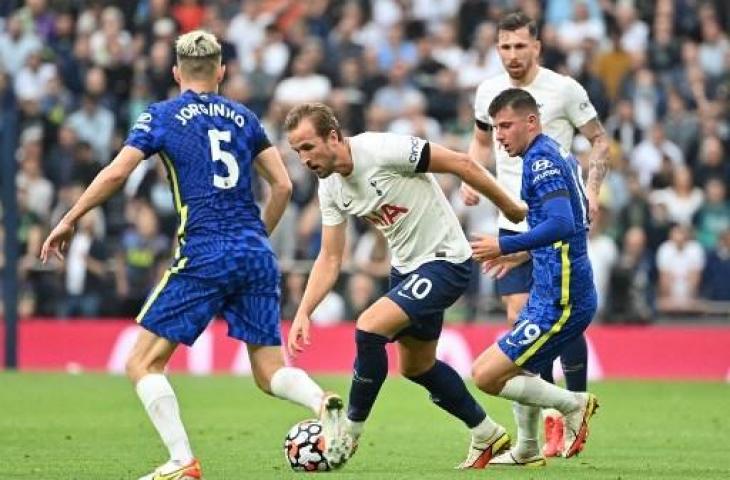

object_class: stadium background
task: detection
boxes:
[0,0,729,377]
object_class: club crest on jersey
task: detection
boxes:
[363,204,408,227]
[531,159,554,172]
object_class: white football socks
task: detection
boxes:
[470,414,500,441]
[136,374,193,464]
[498,374,580,414]
[270,366,324,414]
[512,402,540,455]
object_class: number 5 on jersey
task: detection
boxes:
[208,129,239,189]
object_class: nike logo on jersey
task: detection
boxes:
[343,198,353,208]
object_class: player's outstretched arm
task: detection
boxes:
[288,221,347,357]
[40,146,145,263]
[460,125,494,206]
[254,146,293,235]
[427,142,527,223]
[579,118,609,223]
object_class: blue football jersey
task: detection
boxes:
[521,133,594,304]
[124,90,273,253]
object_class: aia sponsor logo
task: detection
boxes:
[363,204,408,226]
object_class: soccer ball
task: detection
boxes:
[283,419,331,472]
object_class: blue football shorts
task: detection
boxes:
[136,248,282,346]
[495,229,533,296]
[498,292,597,373]
[387,259,472,341]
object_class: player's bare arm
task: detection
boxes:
[254,145,293,234]
[579,118,609,222]
[428,142,527,223]
[40,146,145,263]
[460,124,494,206]
[288,221,347,356]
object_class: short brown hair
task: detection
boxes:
[284,103,343,141]
[497,12,538,38]
[488,88,540,118]
[175,30,221,79]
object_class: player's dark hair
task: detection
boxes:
[284,103,343,141]
[488,88,540,118]
[497,12,538,38]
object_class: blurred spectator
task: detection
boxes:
[0,12,42,75]
[694,134,730,187]
[649,165,703,226]
[16,0,55,43]
[66,93,115,164]
[344,272,379,320]
[693,178,730,250]
[457,21,502,89]
[557,1,605,52]
[605,99,642,157]
[698,11,729,81]
[606,226,653,323]
[630,123,683,187]
[16,138,54,220]
[114,201,170,317]
[273,52,331,107]
[587,207,618,318]
[662,89,700,163]
[89,6,132,69]
[701,229,730,301]
[376,23,417,71]
[614,2,649,55]
[59,208,108,317]
[656,224,705,313]
[13,49,55,104]
[372,60,425,121]
[593,29,633,102]
[172,0,205,34]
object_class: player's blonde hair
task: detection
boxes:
[175,30,222,79]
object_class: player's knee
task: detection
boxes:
[125,355,146,383]
[471,363,502,395]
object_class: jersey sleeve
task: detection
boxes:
[563,77,598,129]
[527,155,568,200]
[247,111,273,157]
[318,181,346,226]
[124,104,165,157]
[473,82,493,130]
[373,132,428,174]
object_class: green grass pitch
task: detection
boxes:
[1,373,729,479]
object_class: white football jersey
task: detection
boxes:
[318,132,471,273]
[474,66,598,231]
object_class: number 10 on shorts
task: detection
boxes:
[400,274,433,300]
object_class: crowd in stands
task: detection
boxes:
[1,0,729,323]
